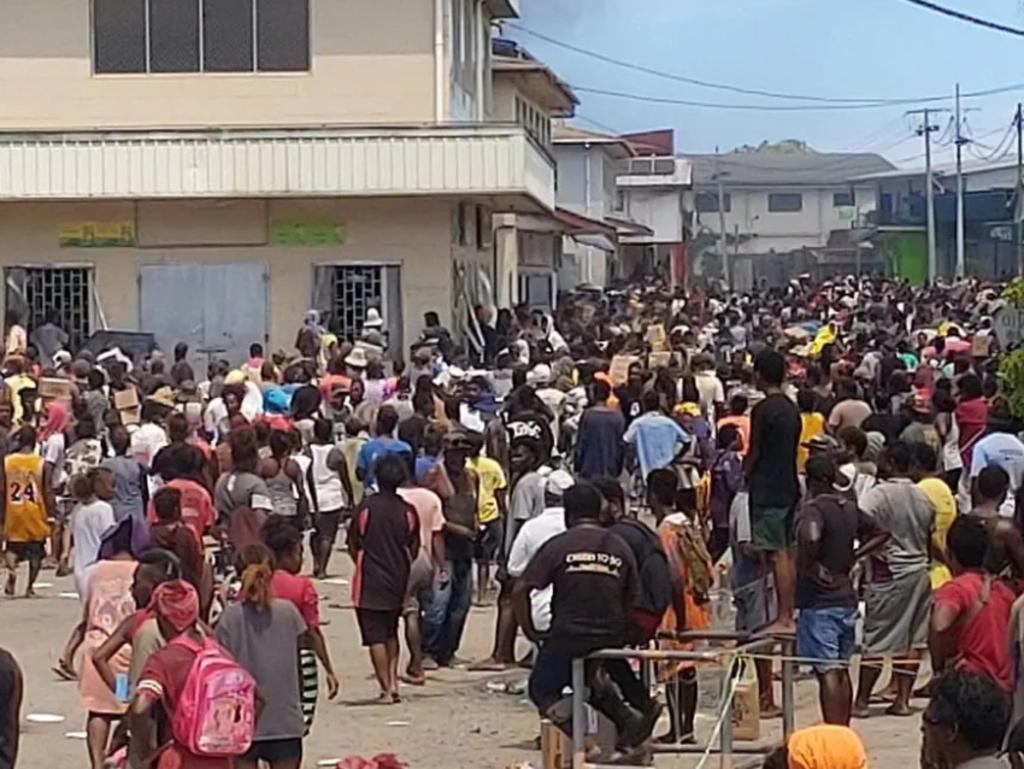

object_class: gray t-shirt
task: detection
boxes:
[214,599,307,741]
[506,470,546,558]
[214,472,272,516]
[861,478,935,581]
[102,455,146,523]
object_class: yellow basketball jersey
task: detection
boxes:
[4,452,48,542]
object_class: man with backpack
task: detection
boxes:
[131,579,258,769]
[599,477,678,736]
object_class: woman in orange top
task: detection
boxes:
[649,469,713,745]
[716,393,751,457]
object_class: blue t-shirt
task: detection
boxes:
[414,454,439,482]
[624,412,687,479]
[357,437,414,491]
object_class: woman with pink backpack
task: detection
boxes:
[131,580,259,769]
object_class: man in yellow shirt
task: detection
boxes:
[910,442,957,588]
[467,433,508,606]
[796,390,826,474]
[2,425,54,597]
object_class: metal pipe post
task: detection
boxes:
[719,659,735,769]
[571,658,586,769]
[781,640,795,739]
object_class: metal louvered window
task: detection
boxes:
[312,265,403,357]
[5,267,92,352]
[92,0,309,74]
[332,266,382,342]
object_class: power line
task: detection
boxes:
[897,0,1024,37]
[510,22,1024,107]
[568,84,1024,113]
[573,112,625,136]
[508,22,907,104]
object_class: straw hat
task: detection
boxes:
[344,347,369,369]
[147,386,176,409]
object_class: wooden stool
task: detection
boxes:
[540,719,570,769]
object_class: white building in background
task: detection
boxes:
[489,39,578,311]
[613,129,692,285]
[552,125,637,289]
[681,148,893,289]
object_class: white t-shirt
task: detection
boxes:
[941,413,963,473]
[507,505,566,632]
[42,433,67,489]
[694,371,725,420]
[131,423,168,468]
[71,499,116,598]
[970,432,1024,518]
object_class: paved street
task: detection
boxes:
[6,555,922,769]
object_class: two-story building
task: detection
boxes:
[613,129,692,287]
[552,124,636,290]
[682,147,893,290]
[853,161,1021,282]
[0,0,554,362]
[489,38,577,311]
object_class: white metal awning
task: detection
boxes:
[0,125,554,211]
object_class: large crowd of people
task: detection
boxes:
[1,273,1024,768]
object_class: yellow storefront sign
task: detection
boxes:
[59,221,136,248]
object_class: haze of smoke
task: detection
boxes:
[518,0,608,27]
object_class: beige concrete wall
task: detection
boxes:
[0,0,436,130]
[0,197,454,357]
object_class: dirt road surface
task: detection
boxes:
[5,558,920,769]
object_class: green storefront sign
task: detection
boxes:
[270,221,345,246]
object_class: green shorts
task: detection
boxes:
[750,505,792,552]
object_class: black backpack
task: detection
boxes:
[613,519,674,617]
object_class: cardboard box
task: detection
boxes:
[971,334,992,358]
[730,660,761,742]
[610,355,640,386]
[38,377,72,401]
[645,323,667,351]
[113,388,140,425]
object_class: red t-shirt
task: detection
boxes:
[136,638,231,769]
[148,479,215,548]
[934,571,1015,690]
[270,570,320,630]
[319,374,352,400]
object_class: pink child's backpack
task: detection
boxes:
[170,634,257,757]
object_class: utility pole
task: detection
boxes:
[1017,103,1023,276]
[954,84,968,279]
[908,107,946,282]
[714,148,730,289]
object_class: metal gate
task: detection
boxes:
[331,265,383,341]
[5,267,91,351]
[139,263,268,367]
[312,264,403,355]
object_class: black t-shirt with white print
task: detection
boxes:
[519,524,639,656]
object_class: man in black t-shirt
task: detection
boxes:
[745,349,802,633]
[348,454,420,703]
[795,456,888,725]
[516,482,650,751]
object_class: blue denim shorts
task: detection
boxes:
[797,606,858,673]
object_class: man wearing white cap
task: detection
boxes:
[506,470,574,633]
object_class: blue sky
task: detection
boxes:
[510,0,1024,167]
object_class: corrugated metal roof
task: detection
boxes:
[0,126,554,209]
[553,123,636,158]
[683,150,894,187]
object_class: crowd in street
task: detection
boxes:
[1,273,1024,769]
